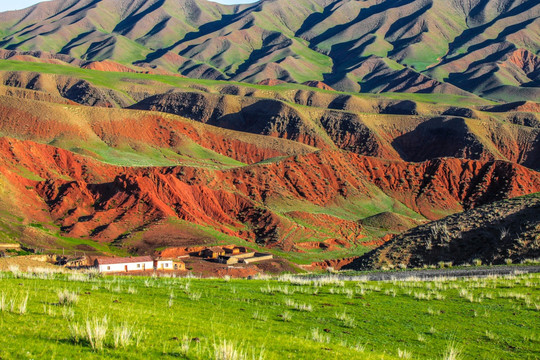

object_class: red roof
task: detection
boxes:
[95,256,153,265]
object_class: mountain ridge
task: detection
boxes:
[0,0,538,101]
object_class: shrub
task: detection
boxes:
[280,311,292,322]
[85,316,109,351]
[213,340,246,360]
[442,341,462,360]
[310,328,330,343]
[57,289,79,306]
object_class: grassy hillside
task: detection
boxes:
[0,0,537,100]
[0,62,537,263]
[0,269,539,359]
[0,60,492,107]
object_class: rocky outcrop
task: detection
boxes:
[356,194,540,269]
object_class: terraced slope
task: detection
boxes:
[0,0,538,100]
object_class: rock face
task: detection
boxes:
[0,0,538,99]
[130,92,540,171]
[355,194,540,269]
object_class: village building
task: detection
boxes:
[154,258,186,271]
[217,255,239,265]
[242,253,274,264]
[172,259,186,270]
[94,256,154,273]
[224,246,247,255]
[202,246,226,259]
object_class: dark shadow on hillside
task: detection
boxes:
[391,117,484,162]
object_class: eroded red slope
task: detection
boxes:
[2,137,539,251]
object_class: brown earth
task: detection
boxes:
[302,81,336,91]
[257,79,288,86]
[0,256,60,271]
[355,194,540,269]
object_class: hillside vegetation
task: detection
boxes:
[0,60,538,263]
[0,0,538,101]
[0,268,538,359]
[357,193,540,269]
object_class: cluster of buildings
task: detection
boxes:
[64,255,185,274]
[202,246,273,265]
[63,245,272,274]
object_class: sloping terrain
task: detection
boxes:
[0,0,538,265]
[356,193,540,268]
[1,62,537,171]
[0,64,536,263]
[0,0,537,100]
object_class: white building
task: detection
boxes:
[94,256,154,273]
[155,259,173,270]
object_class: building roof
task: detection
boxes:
[95,256,153,265]
[205,246,224,253]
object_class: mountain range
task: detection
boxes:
[0,0,538,101]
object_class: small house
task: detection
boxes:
[173,260,186,270]
[94,256,154,273]
[202,246,225,259]
[65,257,88,268]
[154,259,173,271]
[241,253,274,264]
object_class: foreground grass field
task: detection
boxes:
[0,269,538,359]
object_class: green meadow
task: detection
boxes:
[0,269,538,359]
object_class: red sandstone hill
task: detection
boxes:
[0,64,537,263]
[81,60,138,73]
[0,89,537,259]
[1,130,539,253]
[257,79,287,86]
[302,81,336,91]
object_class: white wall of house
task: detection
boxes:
[98,261,154,273]
[156,260,173,270]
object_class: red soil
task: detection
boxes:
[505,49,540,77]
[302,81,336,91]
[81,60,138,73]
[257,79,288,86]
[305,257,360,271]
[2,135,539,251]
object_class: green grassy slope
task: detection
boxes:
[0,270,538,359]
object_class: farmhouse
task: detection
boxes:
[224,246,247,255]
[94,256,154,273]
[154,258,186,271]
